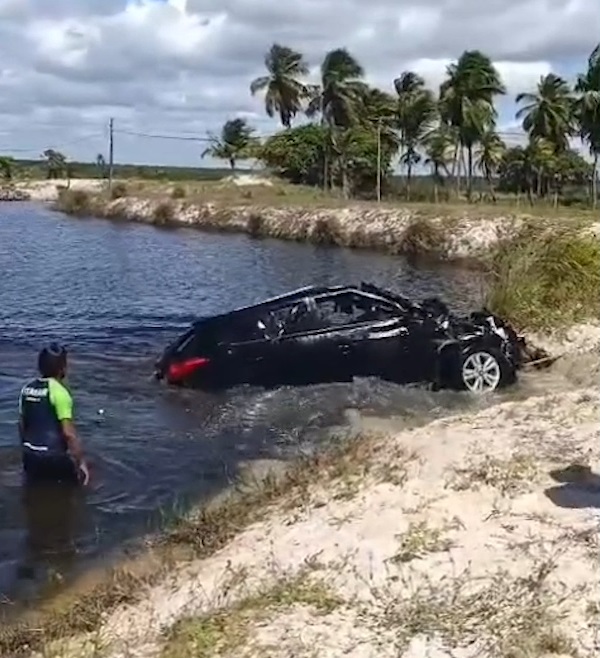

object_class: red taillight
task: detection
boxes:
[167,357,210,382]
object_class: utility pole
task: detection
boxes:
[108,117,114,193]
[376,118,382,203]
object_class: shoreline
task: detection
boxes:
[5,178,598,268]
[2,344,598,657]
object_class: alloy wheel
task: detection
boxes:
[461,351,501,393]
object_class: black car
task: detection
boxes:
[154,282,525,394]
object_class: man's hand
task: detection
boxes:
[79,460,90,486]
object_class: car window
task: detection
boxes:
[268,301,321,335]
[313,293,398,326]
[219,315,271,343]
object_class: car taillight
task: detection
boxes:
[167,357,210,382]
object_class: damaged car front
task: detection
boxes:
[417,297,526,392]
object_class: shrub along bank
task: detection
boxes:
[485,223,600,332]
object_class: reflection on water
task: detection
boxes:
[0,202,489,609]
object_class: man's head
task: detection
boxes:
[38,343,68,379]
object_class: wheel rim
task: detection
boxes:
[461,352,501,393]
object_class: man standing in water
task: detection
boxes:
[18,343,90,486]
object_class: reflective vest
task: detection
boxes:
[19,377,69,456]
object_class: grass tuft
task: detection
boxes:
[161,433,413,550]
[161,570,343,658]
[390,519,456,564]
[0,569,146,657]
[246,212,264,237]
[170,185,186,200]
[152,200,177,226]
[401,217,447,256]
[56,189,93,216]
[448,453,538,496]
[486,222,600,331]
[371,558,577,657]
[109,182,128,200]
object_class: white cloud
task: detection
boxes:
[0,0,597,166]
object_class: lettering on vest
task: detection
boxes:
[21,386,49,400]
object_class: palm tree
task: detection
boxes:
[516,73,575,153]
[575,43,600,208]
[393,72,437,199]
[201,118,256,171]
[250,44,309,128]
[307,48,366,127]
[359,87,400,151]
[527,137,556,200]
[423,126,454,202]
[306,48,367,196]
[475,130,505,201]
[43,149,67,179]
[357,87,400,199]
[439,50,506,200]
[0,156,14,181]
[96,153,107,179]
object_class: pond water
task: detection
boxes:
[0,202,490,608]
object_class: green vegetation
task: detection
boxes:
[245,42,599,207]
[4,44,598,208]
[161,570,343,658]
[201,118,259,171]
[1,156,234,183]
[485,224,600,331]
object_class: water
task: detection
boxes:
[0,202,488,609]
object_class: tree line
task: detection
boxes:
[204,43,600,207]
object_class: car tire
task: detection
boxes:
[440,346,515,393]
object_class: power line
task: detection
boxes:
[0,132,105,155]
[114,126,530,142]
[108,118,114,193]
[114,128,214,142]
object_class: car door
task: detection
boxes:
[268,326,352,386]
[213,315,273,387]
[355,319,414,383]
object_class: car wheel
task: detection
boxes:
[458,348,510,393]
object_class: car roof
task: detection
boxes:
[192,282,413,328]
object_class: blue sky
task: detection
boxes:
[0,0,597,168]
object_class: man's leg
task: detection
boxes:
[22,452,81,485]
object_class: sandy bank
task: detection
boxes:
[42,181,597,266]
[27,327,597,658]
[11,179,105,202]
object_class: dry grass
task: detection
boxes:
[162,434,415,549]
[369,556,579,657]
[118,178,599,219]
[486,222,600,331]
[0,569,151,657]
[152,200,177,226]
[399,217,450,256]
[161,568,344,658]
[389,519,457,564]
[447,452,539,496]
[0,432,395,657]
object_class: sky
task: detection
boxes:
[0,0,598,168]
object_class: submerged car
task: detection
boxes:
[154,282,526,394]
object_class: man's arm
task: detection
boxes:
[49,380,89,482]
[17,389,25,441]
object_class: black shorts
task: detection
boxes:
[22,452,82,485]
